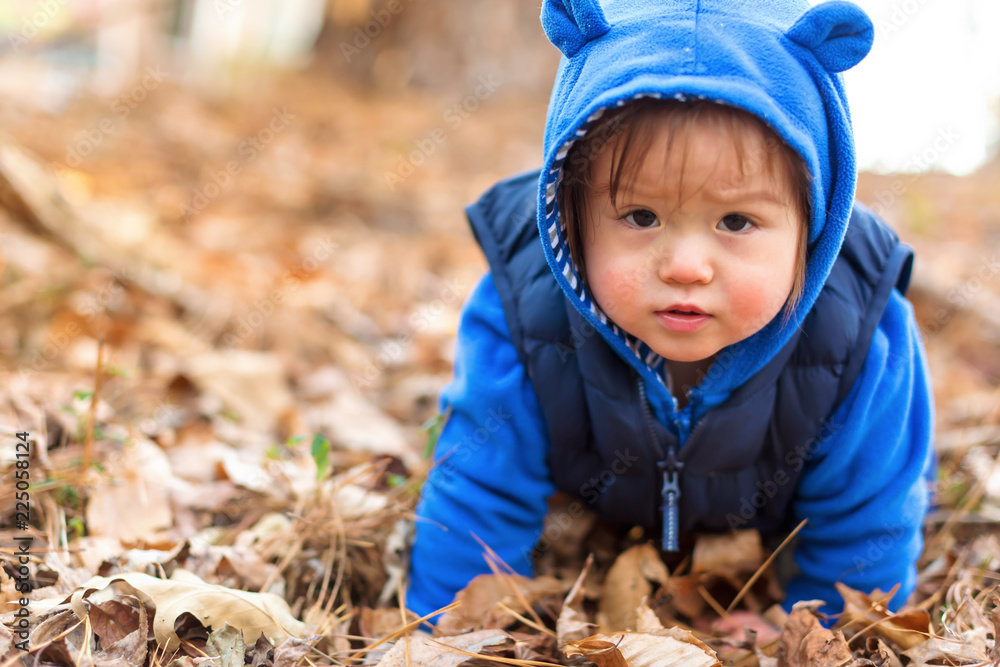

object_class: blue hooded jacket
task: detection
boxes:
[408,0,934,621]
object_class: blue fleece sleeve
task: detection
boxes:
[783,289,935,617]
[406,272,556,619]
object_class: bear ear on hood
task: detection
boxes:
[786,0,874,73]
[541,0,611,58]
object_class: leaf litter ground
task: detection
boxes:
[0,71,999,666]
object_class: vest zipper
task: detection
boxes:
[636,376,684,553]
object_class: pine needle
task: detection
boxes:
[726,518,807,614]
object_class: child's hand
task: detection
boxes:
[704,611,782,644]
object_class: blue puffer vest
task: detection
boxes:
[466,169,914,545]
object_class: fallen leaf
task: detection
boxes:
[274,635,321,667]
[29,608,87,666]
[635,599,665,633]
[566,638,629,667]
[306,389,419,470]
[0,623,12,659]
[89,598,140,646]
[777,607,852,667]
[360,608,419,641]
[183,350,294,430]
[598,544,670,632]
[435,573,563,636]
[91,597,149,667]
[657,574,705,619]
[865,637,902,667]
[249,633,275,667]
[206,624,247,667]
[836,583,930,650]
[564,631,721,667]
[514,631,557,663]
[558,556,595,643]
[86,438,174,542]
[68,569,305,651]
[374,629,512,667]
[691,531,763,575]
[900,628,989,667]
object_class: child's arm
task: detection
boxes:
[784,289,935,617]
[407,272,556,619]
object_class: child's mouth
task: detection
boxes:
[656,306,711,333]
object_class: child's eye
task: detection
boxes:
[717,214,754,233]
[624,209,659,228]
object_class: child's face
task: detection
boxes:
[581,115,804,364]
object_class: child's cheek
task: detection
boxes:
[595,257,643,308]
[724,268,787,338]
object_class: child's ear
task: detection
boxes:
[541,0,611,58]
[785,0,874,73]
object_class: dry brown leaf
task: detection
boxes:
[91,597,148,667]
[374,629,512,667]
[777,607,852,667]
[901,629,989,667]
[566,638,629,667]
[86,438,174,542]
[435,573,563,636]
[71,536,127,574]
[865,637,902,667]
[514,632,558,663]
[0,623,12,660]
[0,568,25,611]
[992,608,1000,663]
[658,574,705,619]
[274,635,321,667]
[634,600,665,634]
[249,633,274,667]
[691,531,764,575]
[183,350,294,430]
[564,631,721,667]
[29,608,88,666]
[598,544,670,632]
[360,607,420,641]
[68,569,305,651]
[835,583,930,650]
[206,624,246,667]
[558,556,595,643]
[89,598,140,646]
[305,388,419,470]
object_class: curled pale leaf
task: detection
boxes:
[598,544,670,632]
[564,631,721,667]
[900,628,989,667]
[558,557,595,643]
[634,599,665,634]
[68,569,305,651]
[374,629,512,667]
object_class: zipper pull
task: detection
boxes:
[659,447,684,552]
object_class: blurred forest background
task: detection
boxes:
[0,1,1000,665]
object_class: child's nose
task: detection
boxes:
[656,236,713,285]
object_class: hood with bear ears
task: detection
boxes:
[537,0,874,425]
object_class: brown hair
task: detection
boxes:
[560,98,811,320]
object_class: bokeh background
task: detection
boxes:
[0,0,999,659]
